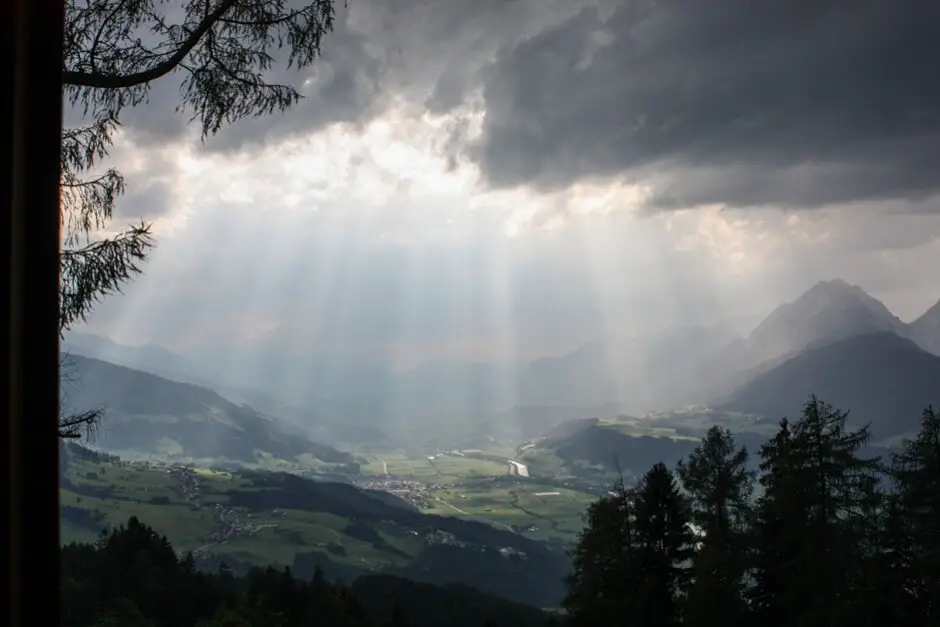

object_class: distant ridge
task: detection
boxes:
[61,354,355,465]
[910,297,940,355]
[716,332,940,440]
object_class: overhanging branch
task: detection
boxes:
[63,0,238,89]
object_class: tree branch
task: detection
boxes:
[59,408,104,440]
[63,0,239,89]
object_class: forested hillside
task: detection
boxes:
[61,518,559,627]
[564,397,940,627]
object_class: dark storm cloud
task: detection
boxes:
[197,18,385,153]
[113,0,582,149]
[103,4,385,151]
[644,151,940,211]
[351,0,580,99]
[468,0,940,209]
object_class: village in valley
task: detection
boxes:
[60,438,605,563]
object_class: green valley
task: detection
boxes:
[59,446,573,609]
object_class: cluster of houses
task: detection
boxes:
[355,476,439,509]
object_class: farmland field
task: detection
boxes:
[428,479,596,542]
[60,444,601,561]
[349,448,601,543]
[58,451,578,609]
[61,457,419,567]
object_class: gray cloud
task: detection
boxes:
[197,17,386,153]
[111,0,585,150]
[352,0,582,99]
[96,4,386,151]
[466,0,940,209]
[116,180,173,220]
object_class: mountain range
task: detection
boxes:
[715,332,940,440]
[64,279,940,443]
[507,280,940,431]
[60,354,358,466]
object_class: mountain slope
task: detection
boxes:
[746,279,908,362]
[63,334,391,446]
[61,354,353,464]
[910,298,940,355]
[517,322,747,413]
[63,332,196,377]
[716,332,940,439]
[520,341,621,407]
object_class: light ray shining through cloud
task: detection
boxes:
[68,0,940,428]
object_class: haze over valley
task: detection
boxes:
[65,278,940,449]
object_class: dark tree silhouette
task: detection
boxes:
[564,463,694,627]
[631,462,696,627]
[677,426,754,627]
[750,397,881,627]
[887,406,940,623]
[58,0,341,439]
[563,397,939,627]
[61,516,555,626]
[562,480,638,626]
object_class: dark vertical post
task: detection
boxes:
[2,0,65,625]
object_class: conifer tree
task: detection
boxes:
[563,481,639,627]
[750,417,808,627]
[677,426,755,627]
[792,396,880,627]
[631,462,696,627]
[888,406,940,623]
[751,398,881,627]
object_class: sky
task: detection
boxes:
[71,0,940,370]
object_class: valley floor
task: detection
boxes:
[60,448,598,571]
